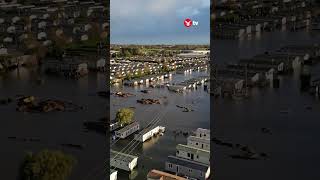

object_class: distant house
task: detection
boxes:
[11,16,20,23]
[84,24,92,31]
[3,37,13,43]
[81,34,88,41]
[44,59,88,78]
[7,26,15,33]
[187,136,210,151]
[38,21,47,29]
[0,47,8,55]
[29,14,37,21]
[37,32,47,40]
[147,169,187,180]
[165,155,210,180]
[176,144,210,165]
[115,121,140,139]
[110,150,138,171]
[43,40,52,46]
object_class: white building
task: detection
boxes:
[195,128,210,139]
[81,34,88,41]
[176,144,210,165]
[110,169,117,180]
[187,136,210,151]
[165,156,210,180]
[110,150,138,171]
[37,32,47,40]
[115,121,140,139]
[134,126,165,142]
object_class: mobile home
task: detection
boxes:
[187,136,210,151]
[110,150,138,171]
[176,144,210,165]
[134,126,165,142]
[165,155,210,180]
[194,128,210,139]
[115,121,140,139]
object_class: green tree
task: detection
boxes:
[20,150,76,180]
[116,108,134,125]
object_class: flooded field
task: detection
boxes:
[213,30,320,180]
[110,69,210,179]
[0,68,107,179]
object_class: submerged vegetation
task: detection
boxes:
[20,150,76,180]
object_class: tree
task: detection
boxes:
[116,108,134,125]
[20,150,76,180]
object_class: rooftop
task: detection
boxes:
[115,121,139,134]
[110,150,138,163]
[176,144,210,156]
[187,136,211,144]
[167,155,209,172]
[147,169,187,180]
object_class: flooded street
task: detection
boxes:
[110,70,210,179]
[0,68,107,180]
[213,29,320,180]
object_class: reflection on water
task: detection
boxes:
[142,134,161,151]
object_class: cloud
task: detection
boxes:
[176,6,200,17]
[110,0,210,44]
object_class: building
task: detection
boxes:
[165,156,210,180]
[147,169,187,180]
[167,85,187,93]
[176,144,210,165]
[134,126,165,142]
[110,150,138,171]
[110,121,121,132]
[44,59,88,78]
[194,128,210,139]
[110,169,117,180]
[115,121,140,139]
[187,136,210,151]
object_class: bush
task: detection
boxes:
[20,150,76,180]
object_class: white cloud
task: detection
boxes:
[176,6,200,17]
[110,0,210,44]
[111,0,209,19]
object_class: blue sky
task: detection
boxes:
[110,0,210,45]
